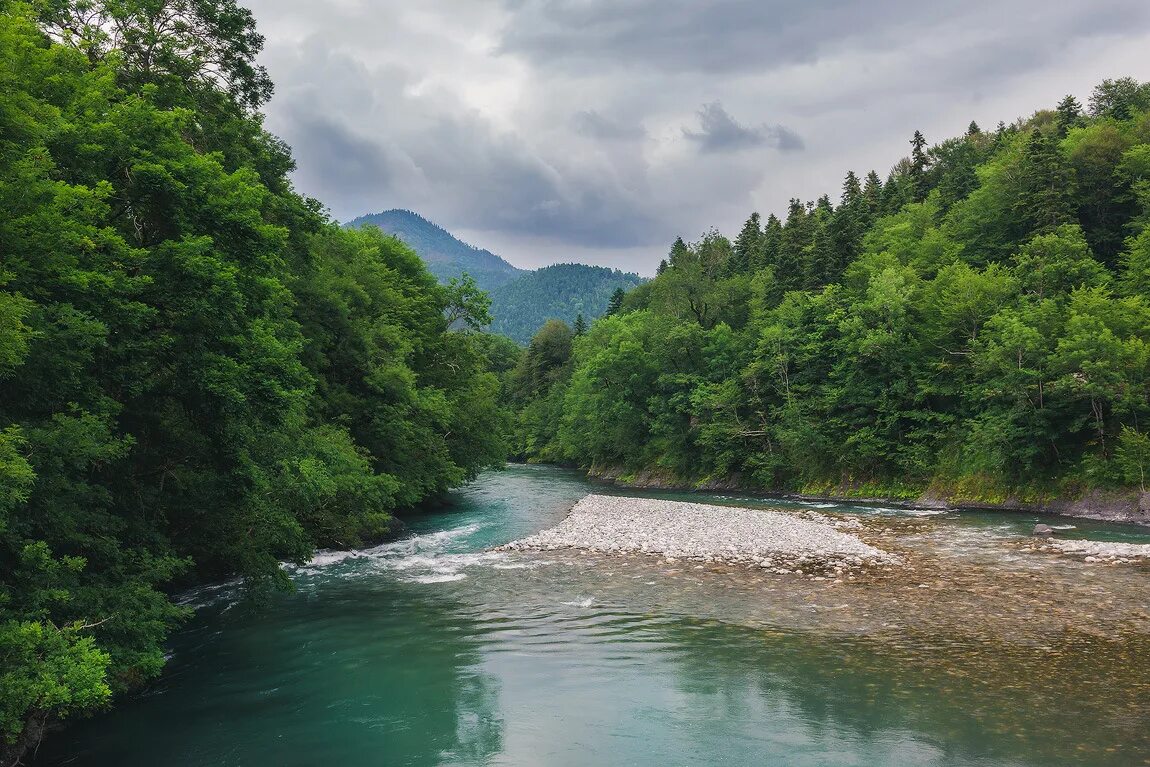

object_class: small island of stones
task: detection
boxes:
[498,494,895,575]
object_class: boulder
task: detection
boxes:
[1033,523,1054,537]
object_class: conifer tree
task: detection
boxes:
[1055,94,1083,137]
[668,237,690,269]
[1017,128,1076,234]
[909,130,930,202]
[967,121,981,136]
[731,212,763,275]
[776,199,811,292]
[759,214,783,272]
[605,287,626,316]
[841,171,862,207]
[803,209,838,289]
[882,166,912,215]
[863,171,884,218]
[832,172,867,268]
[934,136,981,214]
[573,313,588,336]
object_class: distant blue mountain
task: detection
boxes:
[346,209,524,292]
[346,209,644,344]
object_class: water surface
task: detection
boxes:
[42,465,1150,766]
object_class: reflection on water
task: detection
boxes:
[41,465,1150,767]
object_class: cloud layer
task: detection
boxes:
[245,0,1150,272]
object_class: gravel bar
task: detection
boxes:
[499,494,894,574]
[1051,539,1150,563]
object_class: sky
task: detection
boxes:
[244,0,1150,275]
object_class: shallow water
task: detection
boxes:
[41,465,1150,766]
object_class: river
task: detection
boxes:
[41,464,1150,766]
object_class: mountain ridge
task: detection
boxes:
[346,209,524,291]
[346,209,645,343]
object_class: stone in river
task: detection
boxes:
[1033,524,1054,537]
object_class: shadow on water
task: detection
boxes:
[40,577,505,767]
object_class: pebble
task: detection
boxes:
[1054,540,1150,563]
[498,494,894,572]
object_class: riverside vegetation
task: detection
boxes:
[0,1,512,761]
[508,80,1150,510]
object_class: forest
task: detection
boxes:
[510,79,1150,502]
[0,1,511,761]
[486,264,644,344]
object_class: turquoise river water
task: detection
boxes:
[41,465,1150,766]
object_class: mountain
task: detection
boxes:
[346,209,524,291]
[347,210,645,343]
[489,264,645,344]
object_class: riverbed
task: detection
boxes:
[40,464,1150,766]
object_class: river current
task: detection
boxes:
[42,464,1150,766]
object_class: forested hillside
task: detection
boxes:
[346,213,643,344]
[511,81,1150,503]
[488,264,644,343]
[0,3,509,762]
[346,209,524,292]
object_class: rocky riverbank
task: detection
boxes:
[498,494,895,576]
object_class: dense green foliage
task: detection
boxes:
[0,3,508,760]
[488,264,644,344]
[346,209,524,292]
[513,81,1150,500]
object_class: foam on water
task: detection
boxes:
[174,578,244,610]
[292,522,543,584]
[410,573,468,584]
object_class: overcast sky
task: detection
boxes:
[244,0,1150,275]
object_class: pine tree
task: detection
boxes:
[776,199,811,293]
[656,258,668,276]
[935,136,981,214]
[841,171,862,207]
[605,287,626,316]
[967,121,981,136]
[1055,94,1083,137]
[803,208,838,289]
[994,121,1009,147]
[668,237,690,269]
[863,171,883,219]
[832,172,866,270]
[909,130,930,202]
[882,166,911,215]
[1017,128,1076,234]
[731,212,763,275]
[758,214,783,272]
[573,313,588,336]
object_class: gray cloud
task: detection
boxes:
[683,103,804,153]
[242,0,1150,273]
[498,0,1150,78]
[572,110,645,141]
